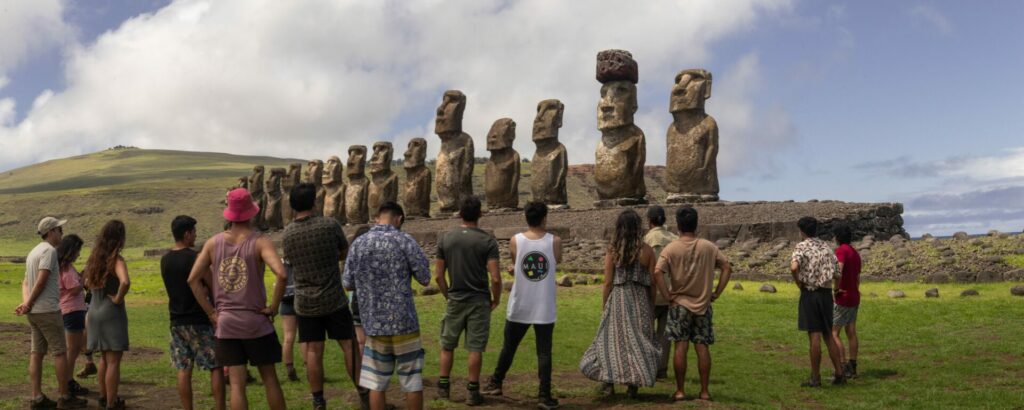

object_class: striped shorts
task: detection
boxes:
[360,332,425,392]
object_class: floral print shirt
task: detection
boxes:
[342,224,431,337]
[790,238,839,291]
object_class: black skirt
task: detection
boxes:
[798,288,834,333]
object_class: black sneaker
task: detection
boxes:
[481,379,502,396]
[467,389,484,406]
[599,383,614,396]
[437,381,450,399]
[800,378,822,388]
[537,396,560,410]
[56,395,87,409]
[358,388,371,410]
[832,373,846,386]
[312,397,327,410]
[656,370,668,380]
[626,385,639,399]
[68,379,89,396]
[30,395,57,409]
[848,362,858,379]
[287,368,300,382]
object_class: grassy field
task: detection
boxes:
[1,251,1022,409]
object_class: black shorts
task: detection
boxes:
[798,288,834,333]
[63,310,86,333]
[350,293,361,326]
[279,300,296,316]
[215,332,282,367]
[298,306,355,343]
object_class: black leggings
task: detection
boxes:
[491,321,554,396]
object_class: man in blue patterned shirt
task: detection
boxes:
[342,201,431,410]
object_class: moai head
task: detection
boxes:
[434,90,466,135]
[370,141,394,174]
[486,118,516,152]
[267,168,285,193]
[347,145,367,178]
[533,99,564,142]
[237,176,248,189]
[670,69,712,113]
[323,156,343,185]
[284,163,302,190]
[596,49,639,131]
[249,165,265,189]
[305,159,323,186]
[403,138,427,169]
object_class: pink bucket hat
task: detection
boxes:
[224,188,260,222]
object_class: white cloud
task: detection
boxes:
[0,0,793,171]
[0,75,9,91]
[0,0,72,77]
[908,4,952,36]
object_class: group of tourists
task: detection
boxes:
[16,182,861,409]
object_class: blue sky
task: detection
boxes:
[0,0,1021,236]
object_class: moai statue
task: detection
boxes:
[434,90,475,213]
[304,159,325,216]
[594,49,646,206]
[282,163,302,223]
[264,168,285,230]
[248,165,267,228]
[530,99,568,207]
[344,145,369,224]
[236,176,249,190]
[485,118,520,210]
[666,69,719,203]
[322,156,346,224]
[402,138,432,218]
[368,141,399,218]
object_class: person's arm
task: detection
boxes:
[834,248,846,295]
[790,253,804,289]
[553,234,563,263]
[434,258,449,300]
[712,256,731,302]
[488,259,501,311]
[642,245,657,304]
[188,238,219,326]
[406,235,432,286]
[336,222,349,261]
[16,268,52,315]
[653,249,672,305]
[342,246,357,291]
[109,258,131,305]
[601,251,614,309]
[258,237,288,316]
[21,278,29,304]
[506,238,518,275]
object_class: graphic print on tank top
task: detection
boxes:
[521,251,550,281]
[218,255,248,293]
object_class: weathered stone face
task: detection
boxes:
[267,168,284,194]
[666,68,719,202]
[347,146,367,178]
[434,90,466,135]
[305,160,323,186]
[670,69,711,113]
[370,142,393,174]
[597,81,638,131]
[485,118,520,210]
[284,163,302,191]
[533,99,564,142]
[236,177,248,190]
[487,118,516,151]
[248,166,265,194]
[264,168,285,230]
[404,138,427,169]
[323,156,343,185]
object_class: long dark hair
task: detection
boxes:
[83,220,126,289]
[610,209,644,268]
[57,234,84,271]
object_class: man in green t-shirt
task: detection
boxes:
[434,196,501,406]
[643,206,677,379]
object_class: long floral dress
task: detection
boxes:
[579,261,659,387]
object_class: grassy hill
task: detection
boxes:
[0,147,669,251]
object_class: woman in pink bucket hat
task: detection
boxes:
[224,188,261,223]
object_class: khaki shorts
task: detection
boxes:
[28,311,67,356]
[440,300,491,352]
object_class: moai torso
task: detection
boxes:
[264,168,285,230]
[530,99,568,205]
[594,50,646,202]
[666,69,719,202]
[282,163,302,224]
[248,166,267,227]
[304,160,325,216]
[322,156,346,224]
[484,118,520,210]
[434,90,474,213]
[402,138,432,218]
[368,142,399,218]
[344,146,369,224]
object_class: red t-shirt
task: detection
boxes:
[834,244,861,307]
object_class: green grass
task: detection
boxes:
[1005,254,1024,268]
[1,254,1023,409]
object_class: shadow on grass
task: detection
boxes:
[860,368,899,379]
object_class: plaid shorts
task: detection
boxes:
[666,304,715,345]
[170,324,219,371]
[360,332,425,392]
[833,305,858,328]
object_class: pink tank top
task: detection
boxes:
[211,232,274,339]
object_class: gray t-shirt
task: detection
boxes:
[25,241,61,313]
[437,227,499,303]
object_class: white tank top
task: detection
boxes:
[507,232,557,324]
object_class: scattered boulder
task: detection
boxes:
[960,289,980,297]
[987,229,1001,237]
[968,238,984,247]
[921,233,934,239]
[983,256,1004,263]
[953,231,970,240]
[759,284,777,294]
[940,257,956,266]
[925,288,939,298]
[420,284,440,296]
[1003,269,1024,281]
[715,238,733,250]
[733,283,744,291]
[940,249,955,258]
[1011,285,1024,296]
[887,290,906,298]
[573,275,590,285]
[558,276,573,287]
[129,206,164,215]
[590,276,603,285]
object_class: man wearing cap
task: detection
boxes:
[16,217,88,408]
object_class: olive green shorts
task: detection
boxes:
[439,300,491,352]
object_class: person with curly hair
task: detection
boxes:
[83,220,131,409]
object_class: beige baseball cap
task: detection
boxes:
[37,217,67,235]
